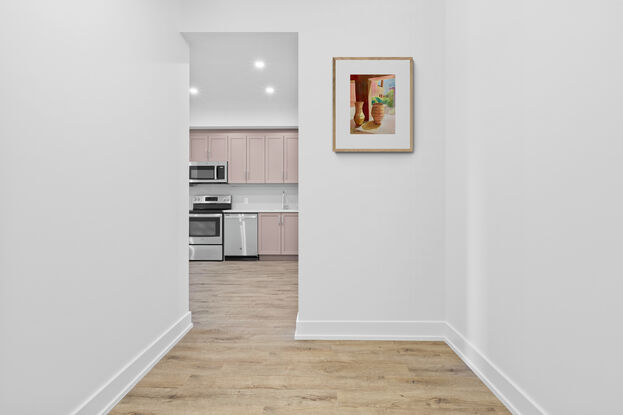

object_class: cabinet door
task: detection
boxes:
[228,135,247,183]
[258,213,281,254]
[281,213,298,255]
[284,134,298,183]
[246,136,266,183]
[265,135,285,183]
[208,135,228,162]
[190,133,208,161]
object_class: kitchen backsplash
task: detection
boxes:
[189,183,298,210]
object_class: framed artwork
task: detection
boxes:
[332,57,413,152]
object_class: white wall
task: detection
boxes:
[0,1,190,414]
[180,0,447,336]
[445,1,623,413]
[5,1,618,413]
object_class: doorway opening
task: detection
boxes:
[183,32,299,335]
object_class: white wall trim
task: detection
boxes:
[65,315,545,415]
[294,314,446,341]
[444,323,547,415]
[295,316,546,415]
[71,312,193,415]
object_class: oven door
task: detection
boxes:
[189,162,227,183]
[189,213,223,244]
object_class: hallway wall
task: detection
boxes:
[2,1,621,413]
[0,1,190,414]
[180,0,447,335]
[445,1,623,413]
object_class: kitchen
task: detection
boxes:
[185,33,298,262]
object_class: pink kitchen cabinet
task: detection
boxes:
[258,213,282,254]
[228,135,247,183]
[190,130,298,183]
[258,212,298,256]
[190,133,208,161]
[208,135,228,162]
[265,135,285,183]
[284,134,298,183]
[246,136,266,183]
[281,213,299,255]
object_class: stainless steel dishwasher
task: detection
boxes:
[224,213,258,259]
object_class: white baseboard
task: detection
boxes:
[69,312,543,415]
[444,323,547,415]
[72,312,193,415]
[294,314,446,340]
[295,315,545,415]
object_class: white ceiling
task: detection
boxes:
[183,32,298,127]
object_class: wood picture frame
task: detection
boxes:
[332,57,414,152]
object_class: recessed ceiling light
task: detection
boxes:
[265,86,275,95]
[189,87,199,95]
[254,60,265,69]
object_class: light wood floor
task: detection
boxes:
[110,261,510,414]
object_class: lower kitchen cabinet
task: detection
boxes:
[281,213,299,255]
[258,213,282,254]
[258,212,298,256]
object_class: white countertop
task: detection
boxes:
[224,207,298,213]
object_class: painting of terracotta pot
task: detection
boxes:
[335,57,413,152]
[371,103,385,125]
[349,73,396,135]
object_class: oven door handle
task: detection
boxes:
[189,213,223,218]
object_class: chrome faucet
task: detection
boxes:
[282,190,289,210]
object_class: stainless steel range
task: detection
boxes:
[189,195,231,261]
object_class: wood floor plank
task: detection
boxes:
[110,261,509,414]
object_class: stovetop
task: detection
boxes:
[191,195,232,213]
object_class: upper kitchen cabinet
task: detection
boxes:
[190,133,208,161]
[265,135,285,183]
[284,134,298,183]
[190,132,229,162]
[189,130,298,184]
[228,135,247,183]
[208,135,228,162]
[246,136,266,183]
[265,133,298,184]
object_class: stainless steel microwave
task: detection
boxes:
[189,161,228,184]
